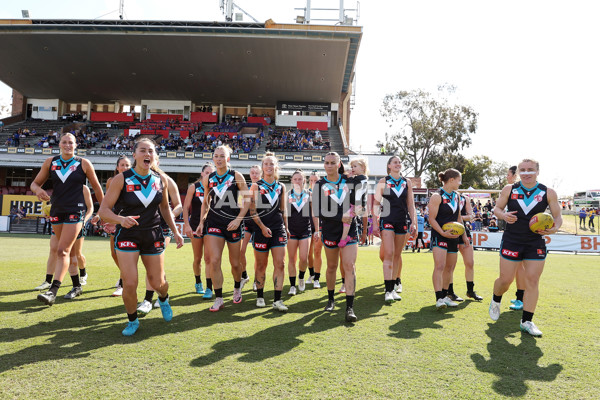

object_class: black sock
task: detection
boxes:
[346,295,354,309]
[493,294,502,303]
[195,275,201,284]
[448,283,455,295]
[467,281,474,292]
[206,278,213,290]
[384,280,392,293]
[241,270,248,279]
[522,310,534,322]
[118,278,123,287]
[396,277,401,285]
[299,270,306,280]
[215,288,223,298]
[70,274,80,287]
[234,281,241,289]
[49,280,61,296]
[127,312,138,322]
[314,272,321,281]
[79,268,86,277]
[274,290,282,302]
[435,290,444,300]
[328,289,335,301]
[158,294,168,303]
[516,289,524,302]
[257,288,264,298]
[289,276,296,286]
[309,267,315,276]
[441,288,448,298]
[145,290,154,302]
[341,277,345,284]
[45,274,53,284]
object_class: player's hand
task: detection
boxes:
[183,224,194,239]
[103,223,116,234]
[227,218,241,231]
[120,215,139,228]
[538,223,558,236]
[194,222,203,237]
[174,233,184,249]
[503,211,518,224]
[441,229,459,239]
[262,226,272,238]
[36,189,51,202]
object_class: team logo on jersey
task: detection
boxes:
[209,174,235,199]
[289,191,309,212]
[126,174,160,208]
[322,179,348,206]
[514,186,545,215]
[258,181,282,206]
[502,249,518,258]
[387,178,406,198]
[52,157,81,183]
[442,192,459,213]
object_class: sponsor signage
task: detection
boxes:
[277,101,331,112]
[1,195,49,217]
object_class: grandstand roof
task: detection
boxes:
[0,19,362,105]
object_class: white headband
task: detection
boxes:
[519,171,536,175]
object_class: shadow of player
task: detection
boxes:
[471,322,563,397]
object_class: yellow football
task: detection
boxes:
[529,212,554,233]
[42,203,51,216]
[442,221,465,236]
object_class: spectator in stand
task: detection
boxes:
[488,219,499,232]
[9,206,20,224]
[472,212,482,231]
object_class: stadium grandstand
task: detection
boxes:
[0,18,360,191]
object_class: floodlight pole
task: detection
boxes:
[119,0,124,20]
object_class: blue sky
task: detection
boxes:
[1,0,599,196]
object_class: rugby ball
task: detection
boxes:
[529,212,554,233]
[42,203,51,216]
[442,222,465,236]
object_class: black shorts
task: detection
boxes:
[114,226,165,256]
[162,226,175,240]
[500,237,546,261]
[189,221,207,239]
[49,210,84,225]
[380,218,407,235]
[431,230,458,253]
[205,215,243,243]
[288,225,311,240]
[458,227,472,246]
[321,222,358,249]
[253,226,287,252]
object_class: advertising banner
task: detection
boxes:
[1,195,49,217]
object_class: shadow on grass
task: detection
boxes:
[387,299,473,339]
[190,284,385,367]
[471,320,563,397]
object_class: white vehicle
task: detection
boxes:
[573,190,600,211]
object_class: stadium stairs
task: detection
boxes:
[8,218,39,234]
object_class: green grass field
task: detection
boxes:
[1,234,598,399]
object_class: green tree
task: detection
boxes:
[378,85,478,177]
[425,155,509,190]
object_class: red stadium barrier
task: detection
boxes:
[297,121,327,130]
[180,131,189,139]
[149,114,183,121]
[190,112,218,123]
[248,116,269,125]
[141,129,155,135]
[156,130,169,138]
[90,112,134,122]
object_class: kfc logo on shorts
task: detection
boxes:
[154,241,163,248]
[255,243,267,249]
[324,240,336,246]
[118,241,138,249]
[208,227,221,234]
[439,241,447,248]
[537,249,545,255]
[403,226,407,230]
[502,249,518,258]
[384,223,394,229]
[49,216,59,222]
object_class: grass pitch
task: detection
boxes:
[0,234,598,399]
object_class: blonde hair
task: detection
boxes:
[519,158,540,171]
[262,151,279,180]
[214,145,232,159]
[351,158,369,175]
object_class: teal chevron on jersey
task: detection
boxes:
[322,176,348,206]
[258,180,282,206]
[289,190,309,212]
